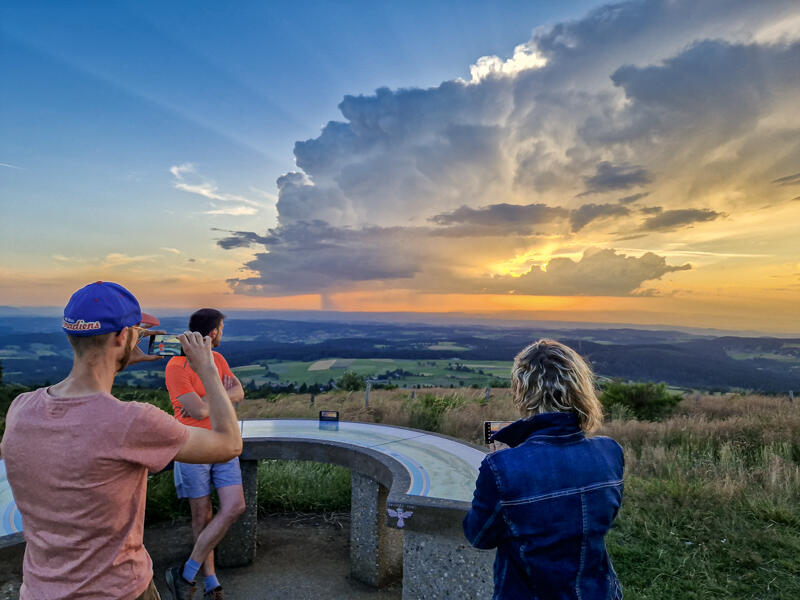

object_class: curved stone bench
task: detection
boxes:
[0,460,24,549]
[226,419,494,599]
[1,419,496,599]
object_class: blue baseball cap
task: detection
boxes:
[62,281,143,336]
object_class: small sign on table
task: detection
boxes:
[319,410,339,431]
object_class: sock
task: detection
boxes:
[182,558,201,583]
[205,574,221,592]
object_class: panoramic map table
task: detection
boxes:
[240,419,485,501]
[232,419,492,598]
[1,419,485,541]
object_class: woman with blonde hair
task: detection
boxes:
[464,339,624,599]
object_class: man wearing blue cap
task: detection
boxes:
[0,282,243,600]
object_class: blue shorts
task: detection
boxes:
[173,457,242,499]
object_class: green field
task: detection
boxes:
[109,357,513,389]
[727,350,800,363]
[232,358,512,388]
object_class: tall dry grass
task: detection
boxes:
[238,387,518,442]
[240,389,800,502]
[602,394,800,506]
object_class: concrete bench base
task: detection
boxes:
[350,472,403,587]
[402,529,495,600]
[216,459,258,568]
[217,458,495,599]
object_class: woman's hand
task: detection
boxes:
[488,441,511,453]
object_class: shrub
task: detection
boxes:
[605,402,637,421]
[407,392,466,432]
[0,382,30,438]
[112,386,173,414]
[336,370,366,391]
[600,380,682,421]
[489,378,511,388]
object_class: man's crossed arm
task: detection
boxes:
[177,374,243,421]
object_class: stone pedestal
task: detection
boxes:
[402,529,495,600]
[350,472,403,586]
[216,459,258,567]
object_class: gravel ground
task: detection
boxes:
[0,513,403,600]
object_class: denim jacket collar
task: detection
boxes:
[491,412,584,447]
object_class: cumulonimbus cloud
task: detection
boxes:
[216,0,800,298]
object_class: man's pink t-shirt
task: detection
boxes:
[0,387,189,600]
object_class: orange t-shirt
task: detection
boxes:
[165,352,234,430]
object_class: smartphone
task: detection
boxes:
[484,420,514,445]
[147,334,184,356]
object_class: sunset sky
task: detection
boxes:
[2,0,799,333]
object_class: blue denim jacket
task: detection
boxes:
[463,412,624,600]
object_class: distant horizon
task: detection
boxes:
[2,304,798,339]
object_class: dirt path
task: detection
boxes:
[1,513,402,600]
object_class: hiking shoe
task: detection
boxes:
[204,586,225,600]
[165,566,196,600]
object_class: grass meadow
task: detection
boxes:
[146,389,800,599]
[231,358,512,388]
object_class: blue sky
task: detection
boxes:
[1,0,597,303]
[2,1,799,332]
[1,0,598,203]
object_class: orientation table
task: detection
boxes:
[239,419,485,501]
[0,420,485,538]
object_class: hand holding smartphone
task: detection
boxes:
[147,334,185,356]
[483,420,514,445]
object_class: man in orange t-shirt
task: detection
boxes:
[165,308,244,599]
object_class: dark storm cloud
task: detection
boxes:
[569,203,631,232]
[772,172,800,186]
[581,162,652,195]
[213,229,271,250]
[225,221,426,295]
[618,192,650,204]
[640,206,663,215]
[430,203,568,233]
[640,209,723,232]
[431,201,636,235]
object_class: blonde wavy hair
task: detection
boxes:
[511,338,603,432]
